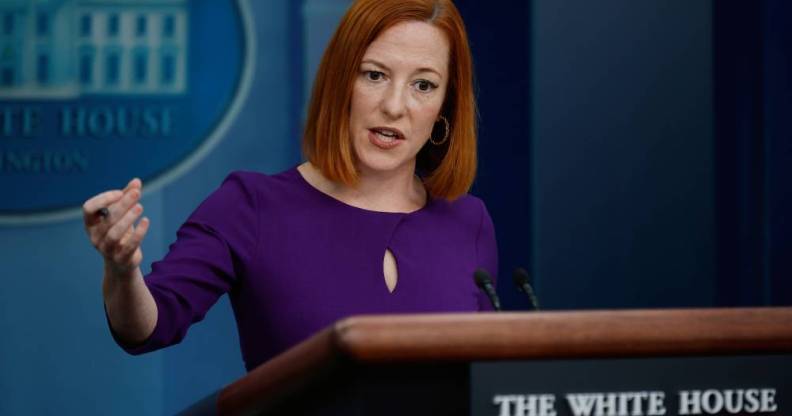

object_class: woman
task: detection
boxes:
[84,0,497,372]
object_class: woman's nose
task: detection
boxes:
[380,84,407,119]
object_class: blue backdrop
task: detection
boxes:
[0,1,789,414]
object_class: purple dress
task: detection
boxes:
[110,166,498,371]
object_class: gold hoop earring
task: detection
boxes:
[429,115,450,146]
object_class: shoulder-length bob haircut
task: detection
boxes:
[302,0,477,201]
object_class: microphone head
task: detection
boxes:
[512,267,531,287]
[474,268,493,288]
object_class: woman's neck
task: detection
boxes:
[298,161,427,213]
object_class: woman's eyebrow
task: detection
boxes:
[361,59,388,69]
[361,59,443,79]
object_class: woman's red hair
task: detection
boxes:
[302,0,477,200]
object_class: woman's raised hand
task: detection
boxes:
[83,178,150,276]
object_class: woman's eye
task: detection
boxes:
[366,71,384,81]
[415,80,436,92]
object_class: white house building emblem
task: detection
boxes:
[0,0,254,224]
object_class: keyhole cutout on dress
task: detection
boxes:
[383,248,398,293]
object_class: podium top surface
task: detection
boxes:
[329,307,792,361]
[218,307,792,415]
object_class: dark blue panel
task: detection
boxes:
[456,0,533,310]
[763,0,792,306]
[531,1,714,309]
[712,1,766,306]
[713,0,792,307]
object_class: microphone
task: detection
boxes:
[512,267,540,311]
[474,269,502,311]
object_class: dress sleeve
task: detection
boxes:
[475,198,499,311]
[107,172,259,354]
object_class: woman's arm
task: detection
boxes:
[84,178,156,346]
[103,264,157,346]
[90,172,256,354]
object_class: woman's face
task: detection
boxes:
[349,20,450,176]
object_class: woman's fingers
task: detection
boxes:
[85,178,146,262]
[83,190,124,226]
[116,217,150,266]
[82,178,142,227]
[87,190,138,248]
[125,178,142,190]
[102,203,143,258]
[107,203,143,241]
[103,186,142,226]
[98,188,141,237]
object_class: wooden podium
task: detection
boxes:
[209,307,792,415]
